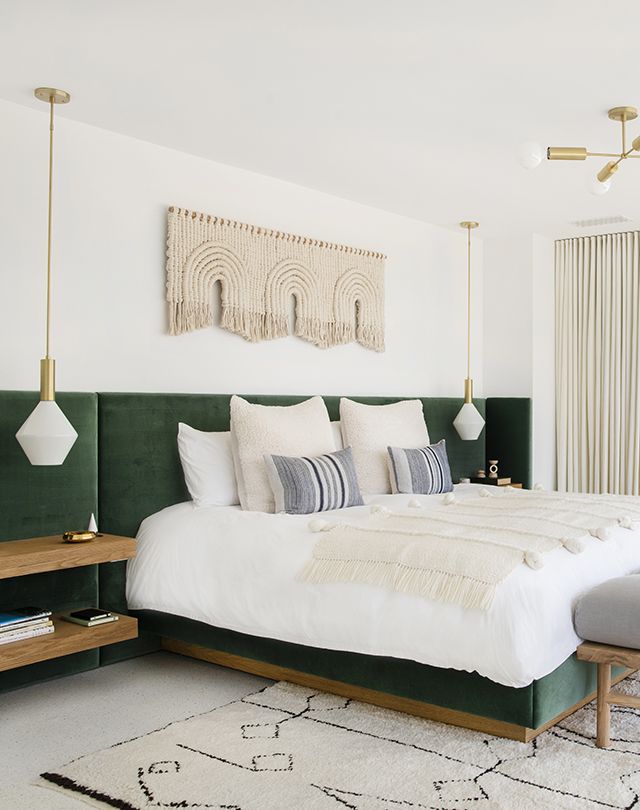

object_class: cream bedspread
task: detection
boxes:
[299,489,640,610]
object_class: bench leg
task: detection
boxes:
[596,662,611,748]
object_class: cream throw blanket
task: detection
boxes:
[299,489,640,611]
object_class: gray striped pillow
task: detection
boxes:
[264,447,364,514]
[387,439,453,495]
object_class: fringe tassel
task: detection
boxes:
[168,302,213,335]
[299,558,495,611]
[169,302,385,351]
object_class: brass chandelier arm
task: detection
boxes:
[546,107,640,174]
[539,105,640,192]
[587,152,640,159]
[549,151,640,159]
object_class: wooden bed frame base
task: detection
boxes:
[161,638,633,742]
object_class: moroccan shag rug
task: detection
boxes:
[41,676,640,809]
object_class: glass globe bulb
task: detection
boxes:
[589,177,611,196]
[518,141,543,169]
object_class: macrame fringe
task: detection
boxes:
[299,558,495,611]
[169,302,213,335]
[168,303,385,352]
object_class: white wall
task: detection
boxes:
[482,236,533,397]
[531,235,556,489]
[482,233,555,487]
[0,99,482,398]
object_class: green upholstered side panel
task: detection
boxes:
[485,397,533,489]
[136,610,535,727]
[532,655,624,728]
[97,393,488,539]
[0,391,98,541]
[0,391,99,692]
[138,610,604,731]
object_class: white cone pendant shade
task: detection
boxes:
[453,401,485,441]
[16,400,77,465]
[454,221,485,441]
[16,88,78,465]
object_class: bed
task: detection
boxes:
[94,391,639,741]
[127,486,640,689]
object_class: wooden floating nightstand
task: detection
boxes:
[0,533,138,673]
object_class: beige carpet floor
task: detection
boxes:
[0,651,269,809]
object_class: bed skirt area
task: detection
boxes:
[132,609,623,739]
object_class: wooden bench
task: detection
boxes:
[577,641,640,747]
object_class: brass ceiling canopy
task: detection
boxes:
[608,106,638,123]
[34,87,71,105]
[520,106,640,194]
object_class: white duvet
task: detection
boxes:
[126,485,640,688]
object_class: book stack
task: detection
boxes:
[0,607,54,646]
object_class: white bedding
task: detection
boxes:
[126,484,640,688]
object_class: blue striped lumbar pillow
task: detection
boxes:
[387,439,453,495]
[264,447,364,514]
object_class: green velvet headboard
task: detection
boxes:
[0,391,98,542]
[0,390,532,543]
[97,393,531,539]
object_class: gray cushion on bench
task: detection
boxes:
[574,575,640,649]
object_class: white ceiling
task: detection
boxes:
[2,0,640,239]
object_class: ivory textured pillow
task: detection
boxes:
[230,395,335,512]
[340,398,430,494]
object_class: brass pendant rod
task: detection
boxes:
[466,225,471,382]
[45,97,54,359]
[622,117,627,154]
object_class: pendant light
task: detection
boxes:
[16,88,78,465]
[453,221,485,441]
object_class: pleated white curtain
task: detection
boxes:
[556,231,640,494]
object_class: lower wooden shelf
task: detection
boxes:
[0,613,138,673]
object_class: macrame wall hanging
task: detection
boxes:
[166,207,386,351]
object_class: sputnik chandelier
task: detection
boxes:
[520,106,640,195]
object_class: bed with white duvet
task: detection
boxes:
[126,484,640,689]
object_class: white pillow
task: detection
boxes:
[331,421,343,450]
[177,423,239,507]
[230,395,335,512]
[339,398,430,495]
